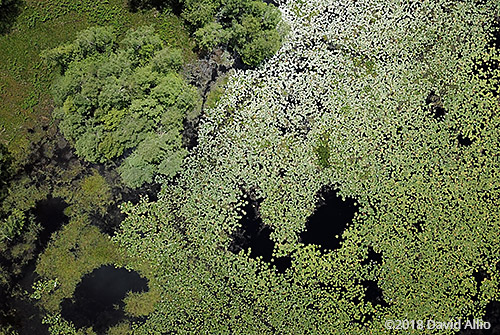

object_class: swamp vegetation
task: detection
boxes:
[0,0,500,334]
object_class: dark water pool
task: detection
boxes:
[362,280,388,307]
[61,265,148,333]
[230,200,291,273]
[33,196,69,248]
[361,246,383,266]
[457,134,473,147]
[300,188,358,251]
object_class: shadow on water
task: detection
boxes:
[9,262,50,335]
[127,0,182,14]
[413,220,424,233]
[0,196,68,334]
[33,196,69,249]
[61,266,148,334]
[300,188,358,251]
[472,269,490,302]
[492,15,500,50]
[353,280,389,325]
[229,199,291,273]
[362,280,389,308]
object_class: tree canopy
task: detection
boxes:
[185,0,283,66]
[130,0,284,66]
[44,26,201,188]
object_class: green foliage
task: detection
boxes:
[181,0,220,28]
[0,209,25,241]
[0,0,196,169]
[1,175,49,214]
[30,279,59,300]
[59,170,113,219]
[0,214,39,279]
[314,133,330,169]
[204,74,229,109]
[123,289,160,317]
[41,26,116,70]
[154,11,197,61]
[107,322,132,335]
[119,131,188,188]
[46,26,200,187]
[180,0,283,66]
[151,47,184,73]
[236,28,281,67]
[194,22,229,51]
[42,313,95,335]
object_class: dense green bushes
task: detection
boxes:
[134,0,284,66]
[131,0,283,66]
[44,26,201,188]
[185,0,283,66]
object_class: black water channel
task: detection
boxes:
[61,265,148,334]
[456,301,500,335]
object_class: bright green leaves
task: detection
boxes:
[151,47,184,73]
[41,26,116,71]
[237,29,281,67]
[119,132,187,188]
[194,22,230,51]
[0,208,25,241]
[181,0,283,66]
[99,108,127,131]
[181,0,220,28]
[66,170,113,218]
[46,26,201,188]
[120,26,163,65]
[224,1,283,66]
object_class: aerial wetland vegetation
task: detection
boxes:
[0,0,499,334]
